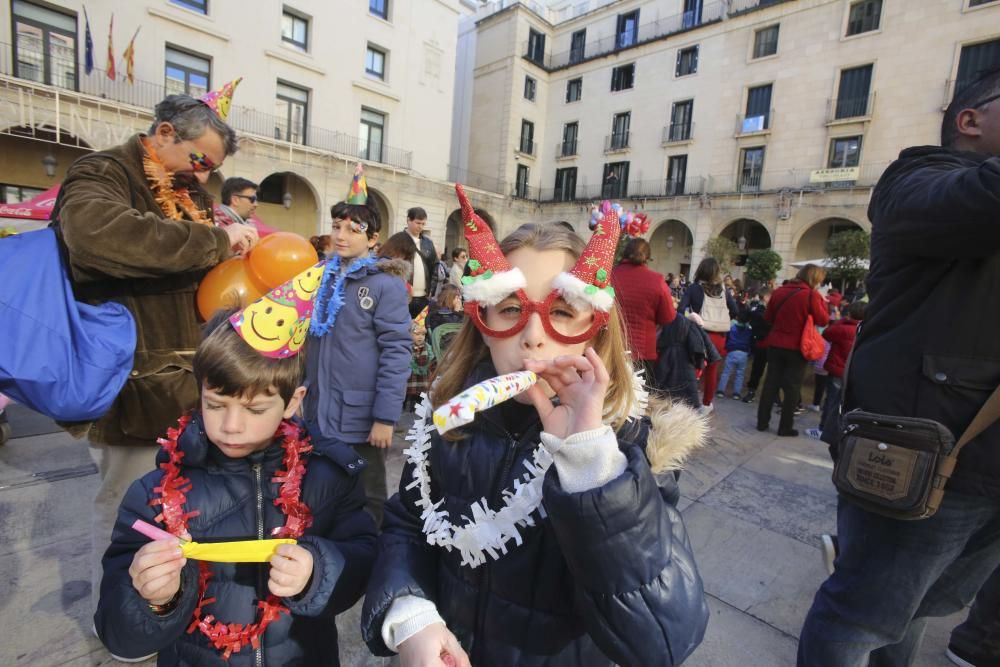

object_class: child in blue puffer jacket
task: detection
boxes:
[717,311,754,400]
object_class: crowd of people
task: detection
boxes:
[3,66,999,667]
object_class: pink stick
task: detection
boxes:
[131,519,182,543]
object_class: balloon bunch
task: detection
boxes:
[588,201,651,238]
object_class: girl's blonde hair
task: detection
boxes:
[431,223,637,434]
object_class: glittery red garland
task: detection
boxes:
[150,415,314,661]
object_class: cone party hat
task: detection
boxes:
[413,306,429,329]
[551,201,626,312]
[346,162,368,205]
[455,184,525,306]
[200,77,242,121]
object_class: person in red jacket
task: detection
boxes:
[756,264,830,436]
[611,238,676,380]
[806,300,867,444]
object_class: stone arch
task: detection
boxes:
[0,125,93,185]
[793,216,867,261]
[365,187,394,238]
[717,218,772,252]
[445,207,496,254]
[256,171,321,238]
[649,219,695,278]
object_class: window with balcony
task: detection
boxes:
[12,0,77,89]
[667,155,687,195]
[602,161,629,198]
[609,112,630,151]
[846,0,881,36]
[519,120,535,155]
[753,25,779,59]
[669,100,694,141]
[524,75,536,101]
[566,77,582,103]
[611,63,635,92]
[171,0,207,13]
[275,81,309,144]
[956,38,1000,96]
[743,84,772,132]
[370,0,389,20]
[570,29,586,64]
[527,29,546,64]
[554,167,577,201]
[366,45,387,80]
[515,164,531,198]
[683,0,703,29]
[281,8,309,50]
[616,10,639,49]
[561,122,578,156]
[675,46,699,77]
[359,107,386,162]
[739,147,765,192]
[835,64,873,119]
[165,46,211,98]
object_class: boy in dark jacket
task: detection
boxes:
[717,312,754,400]
[95,300,377,666]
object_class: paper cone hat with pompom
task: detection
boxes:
[229,261,325,358]
[200,77,241,122]
[455,184,526,306]
[551,201,624,312]
[346,163,368,205]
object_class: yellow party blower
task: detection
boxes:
[131,519,295,563]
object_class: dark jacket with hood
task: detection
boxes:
[361,362,709,666]
[847,146,1000,499]
[94,413,377,666]
[653,315,707,408]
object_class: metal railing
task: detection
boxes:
[447,164,506,194]
[736,109,773,135]
[663,122,694,144]
[556,140,578,157]
[0,42,413,170]
[512,183,536,199]
[604,131,630,153]
[829,92,876,122]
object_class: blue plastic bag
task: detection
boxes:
[0,228,136,421]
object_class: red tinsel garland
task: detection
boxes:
[150,416,314,660]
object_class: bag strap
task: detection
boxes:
[956,384,1000,449]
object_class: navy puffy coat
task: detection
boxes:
[361,364,709,666]
[95,414,377,666]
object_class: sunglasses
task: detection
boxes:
[187,151,219,173]
[232,194,258,203]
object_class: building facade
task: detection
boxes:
[457,0,1000,280]
[0,0,516,249]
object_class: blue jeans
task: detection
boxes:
[718,350,749,395]
[950,562,1000,660]
[798,493,1000,666]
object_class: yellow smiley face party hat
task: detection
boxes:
[228,261,325,358]
[199,77,242,121]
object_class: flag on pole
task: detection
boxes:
[105,14,116,81]
[83,6,94,74]
[123,27,140,84]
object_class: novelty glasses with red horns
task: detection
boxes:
[465,288,609,345]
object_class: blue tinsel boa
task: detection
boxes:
[309,255,379,337]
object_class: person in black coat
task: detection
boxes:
[653,314,711,408]
[94,309,377,666]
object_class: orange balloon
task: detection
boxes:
[197,257,266,320]
[247,232,319,291]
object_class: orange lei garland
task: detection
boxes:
[141,138,214,226]
[151,415,314,660]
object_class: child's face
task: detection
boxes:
[332,217,378,262]
[412,328,426,346]
[201,384,306,458]
[451,294,463,311]
[482,246,590,402]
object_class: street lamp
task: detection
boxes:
[41,154,57,178]
[737,235,747,251]
[282,191,293,209]
[666,235,675,249]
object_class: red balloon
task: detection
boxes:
[197,257,266,320]
[247,232,318,291]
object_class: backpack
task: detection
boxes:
[699,287,732,332]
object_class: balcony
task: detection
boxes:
[0,42,413,170]
[735,110,773,136]
[604,131,630,153]
[828,92,875,122]
[511,183,536,199]
[662,122,694,144]
[516,138,536,156]
[447,164,506,194]
[556,140,578,158]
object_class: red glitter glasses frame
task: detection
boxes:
[464,288,609,345]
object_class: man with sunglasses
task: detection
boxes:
[798,68,1000,667]
[217,176,259,227]
[54,90,258,622]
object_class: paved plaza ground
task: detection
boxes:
[0,398,964,666]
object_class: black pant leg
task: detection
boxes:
[757,348,785,429]
[779,349,808,432]
[748,346,768,391]
[813,373,828,406]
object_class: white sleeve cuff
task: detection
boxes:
[381,595,445,652]
[539,425,627,493]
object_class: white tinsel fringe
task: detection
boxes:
[461,267,527,307]
[551,272,615,313]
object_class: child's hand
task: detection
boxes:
[128,538,186,606]
[523,347,609,440]
[398,623,471,667]
[368,422,394,449]
[268,543,313,598]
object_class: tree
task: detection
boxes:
[701,236,740,273]
[825,229,871,287]
[745,248,783,284]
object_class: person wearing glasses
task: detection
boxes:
[54,88,259,623]
[216,176,259,227]
[798,68,1000,667]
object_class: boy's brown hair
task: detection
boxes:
[193,309,306,405]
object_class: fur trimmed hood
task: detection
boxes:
[376,257,412,282]
[645,401,708,474]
